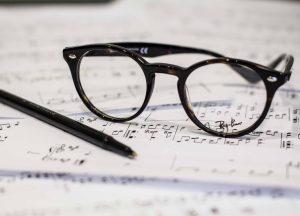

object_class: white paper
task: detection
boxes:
[1,171,300,216]
[0,0,300,201]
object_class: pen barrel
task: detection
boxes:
[0,89,133,157]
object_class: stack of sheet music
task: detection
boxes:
[0,0,299,215]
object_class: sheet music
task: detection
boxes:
[0,0,300,210]
[1,170,300,216]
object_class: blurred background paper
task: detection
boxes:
[0,0,114,3]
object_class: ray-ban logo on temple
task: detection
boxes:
[63,42,294,138]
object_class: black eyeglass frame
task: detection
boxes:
[63,42,293,138]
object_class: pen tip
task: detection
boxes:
[129,151,138,159]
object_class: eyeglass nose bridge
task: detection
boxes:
[145,63,186,78]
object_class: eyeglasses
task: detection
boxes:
[63,42,293,138]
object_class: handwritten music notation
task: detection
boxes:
[27,143,91,167]
[1,111,299,188]
[0,121,20,142]
[0,170,300,216]
[0,0,300,215]
[0,0,299,187]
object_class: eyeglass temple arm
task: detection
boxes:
[268,54,294,82]
[86,42,225,57]
[86,42,261,83]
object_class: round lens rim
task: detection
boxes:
[178,60,271,138]
[76,46,153,122]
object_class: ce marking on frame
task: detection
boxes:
[140,47,149,54]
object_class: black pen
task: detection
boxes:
[0,89,137,159]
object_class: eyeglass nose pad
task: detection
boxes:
[143,73,156,108]
[184,85,191,103]
[183,84,194,111]
[178,82,195,117]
